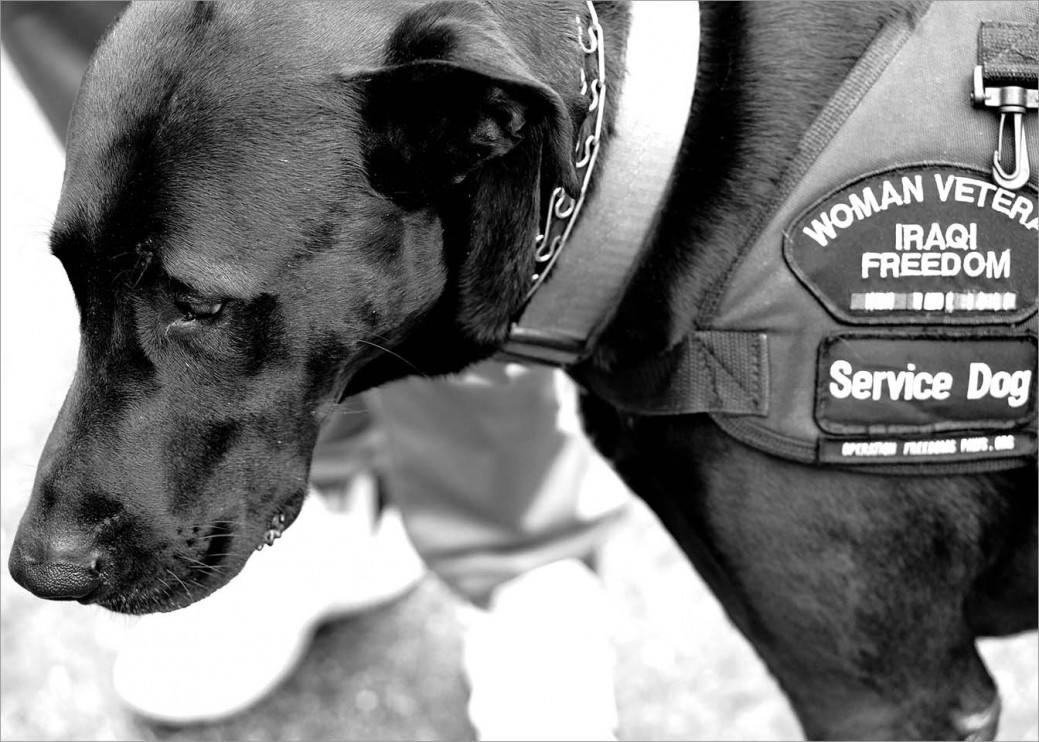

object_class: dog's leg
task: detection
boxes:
[580,397,1026,740]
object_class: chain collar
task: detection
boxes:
[527,1,607,299]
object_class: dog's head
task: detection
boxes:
[9,0,579,613]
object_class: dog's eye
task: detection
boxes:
[173,297,224,321]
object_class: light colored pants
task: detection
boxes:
[324,362,630,604]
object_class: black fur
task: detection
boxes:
[7,2,1035,739]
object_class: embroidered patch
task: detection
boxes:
[784,165,1038,325]
[815,333,1037,436]
[818,431,1038,465]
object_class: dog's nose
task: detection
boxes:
[8,531,102,601]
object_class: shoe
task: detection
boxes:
[112,473,425,724]
[460,558,619,741]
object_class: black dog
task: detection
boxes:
[8,2,1036,739]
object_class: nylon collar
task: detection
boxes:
[501,1,701,367]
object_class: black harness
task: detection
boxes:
[507,2,1038,475]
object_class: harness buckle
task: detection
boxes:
[971,65,1037,191]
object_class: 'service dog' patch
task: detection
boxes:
[815,333,1037,436]
[784,165,1038,325]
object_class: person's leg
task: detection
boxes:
[114,362,631,734]
[375,362,631,740]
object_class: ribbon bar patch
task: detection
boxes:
[815,333,1037,435]
[785,165,1038,325]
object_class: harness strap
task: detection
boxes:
[977,21,1039,87]
[574,4,928,420]
[584,331,769,416]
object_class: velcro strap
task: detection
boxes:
[978,21,1039,87]
[584,331,769,416]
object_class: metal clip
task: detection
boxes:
[971,65,1037,190]
[993,111,1030,190]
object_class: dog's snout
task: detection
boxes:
[9,531,102,602]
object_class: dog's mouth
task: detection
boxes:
[88,517,243,613]
[74,489,310,615]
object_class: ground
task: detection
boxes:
[1,48,1036,742]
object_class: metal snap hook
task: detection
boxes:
[971,65,1036,191]
[992,111,1030,191]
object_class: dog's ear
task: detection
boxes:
[338,5,583,348]
[352,59,579,204]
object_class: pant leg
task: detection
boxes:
[373,361,630,604]
[309,396,379,494]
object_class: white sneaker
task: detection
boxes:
[460,559,619,741]
[112,473,425,724]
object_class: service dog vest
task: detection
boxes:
[584,1,1038,475]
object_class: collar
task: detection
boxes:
[500,0,701,367]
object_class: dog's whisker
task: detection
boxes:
[176,556,229,576]
[182,520,238,529]
[338,322,399,348]
[182,550,233,560]
[355,338,425,376]
[151,580,175,605]
[165,569,195,600]
[324,408,371,418]
[176,555,210,565]
[189,568,227,579]
[192,552,234,562]
[184,540,230,548]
